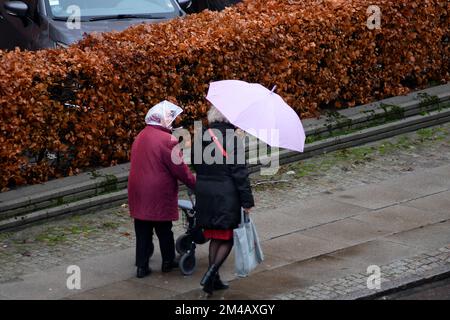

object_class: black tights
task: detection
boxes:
[208,238,234,269]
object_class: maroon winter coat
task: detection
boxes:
[128,125,196,221]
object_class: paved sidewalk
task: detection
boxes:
[275,245,450,300]
[0,124,449,299]
[0,163,448,300]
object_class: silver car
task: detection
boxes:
[0,0,192,50]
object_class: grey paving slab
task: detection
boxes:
[402,191,450,216]
[67,279,177,300]
[328,239,425,266]
[0,248,136,300]
[352,205,447,233]
[257,253,294,272]
[129,263,205,293]
[383,220,450,250]
[330,183,421,210]
[261,232,348,262]
[0,266,75,300]
[427,165,450,179]
[252,198,369,242]
[251,211,314,241]
[273,197,370,225]
[225,268,315,298]
[272,254,369,283]
[380,171,450,195]
[301,218,393,246]
[78,248,136,283]
[130,258,208,294]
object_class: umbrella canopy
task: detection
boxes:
[206,80,306,153]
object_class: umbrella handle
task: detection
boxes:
[271,85,277,93]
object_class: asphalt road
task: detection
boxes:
[379,277,450,300]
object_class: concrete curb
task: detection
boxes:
[341,265,450,300]
[0,83,449,231]
[0,189,128,231]
[0,162,130,220]
[255,107,450,170]
[300,82,450,138]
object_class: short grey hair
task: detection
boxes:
[207,105,230,124]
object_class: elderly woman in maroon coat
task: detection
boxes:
[128,101,196,278]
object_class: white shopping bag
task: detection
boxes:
[234,209,264,277]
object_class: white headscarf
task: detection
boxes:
[145,100,183,129]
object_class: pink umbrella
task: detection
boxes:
[206,80,306,153]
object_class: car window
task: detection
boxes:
[46,0,177,19]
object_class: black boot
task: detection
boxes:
[136,266,151,278]
[213,273,229,290]
[162,260,179,273]
[200,264,218,295]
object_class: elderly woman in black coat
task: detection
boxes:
[192,105,254,295]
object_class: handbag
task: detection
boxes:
[233,209,264,277]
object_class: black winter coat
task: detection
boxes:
[193,122,254,230]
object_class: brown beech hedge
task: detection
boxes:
[0,0,449,190]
